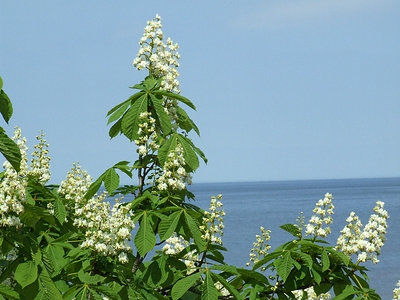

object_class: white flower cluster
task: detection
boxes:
[305,193,334,238]
[58,163,92,208]
[29,131,51,184]
[133,14,181,94]
[292,287,331,300]
[246,226,271,270]
[0,127,29,227]
[134,112,159,156]
[336,201,388,264]
[59,164,135,263]
[157,143,191,191]
[200,194,225,245]
[162,233,198,272]
[393,280,400,300]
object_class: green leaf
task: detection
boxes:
[274,251,294,282]
[158,133,178,167]
[321,249,330,272]
[109,118,122,138]
[38,268,63,300]
[290,252,312,268]
[176,134,199,171]
[84,172,104,200]
[176,106,200,136]
[0,131,21,172]
[149,93,172,136]
[184,211,206,251]
[202,270,218,300]
[121,94,148,141]
[104,167,120,193]
[171,272,202,300]
[107,99,131,124]
[210,272,242,300]
[77,270,106,285]
[159,210,183,241]
[54,198,66,224]
[0,283,19,300]
[44,244,66,274]
[279,224,302,238]
[20,204,55,227]
[15,260,38,288]
[153,90,196,110]
[0,78,13,123]
[134,212,156,256]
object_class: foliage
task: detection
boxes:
[0,77,22,171]
[0,14,396,300]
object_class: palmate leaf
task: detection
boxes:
[176,106,200,136]
[176,134,200,171]
[54,198,66,224]
[210,272,242,300]
[158,133,178,166]
[44,244,66,274]
[171,272,202,300]
[134,212,156,256]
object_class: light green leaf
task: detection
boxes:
[15,260,38,288]
[0,131,21,172]
[274,251,294,282]
[0,283,19,300]
[54,198,66,224]
[171,272,202,300]
[202,270,218,300]
[159,210,183,241]
[121,94,148,141]
[134,212,156,256]
[104,167,120,193]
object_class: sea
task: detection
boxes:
[120,177,400,299]
[188,177,400,299]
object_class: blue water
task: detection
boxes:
[186,177,400,299]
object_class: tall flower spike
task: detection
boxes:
[305,193,334,238]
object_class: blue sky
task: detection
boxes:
[1,1,399,184]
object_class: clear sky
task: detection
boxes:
[1,1,399,184]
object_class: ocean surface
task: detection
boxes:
[119,177,399,298]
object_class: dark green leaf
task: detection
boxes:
[38,268,63,300]
[184,211,206,251]
[150,93,172,136]
[176,134,199,171]
[0,78,13,123]
[77,270,106,285]
[121,94,148,141]
[279,224,302,238]
[321,249,330,272]
[0,131,21,172]
[107,100,131,124]
[158,133,178,167]
[109,118,123,138]
[153,90,196,110]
